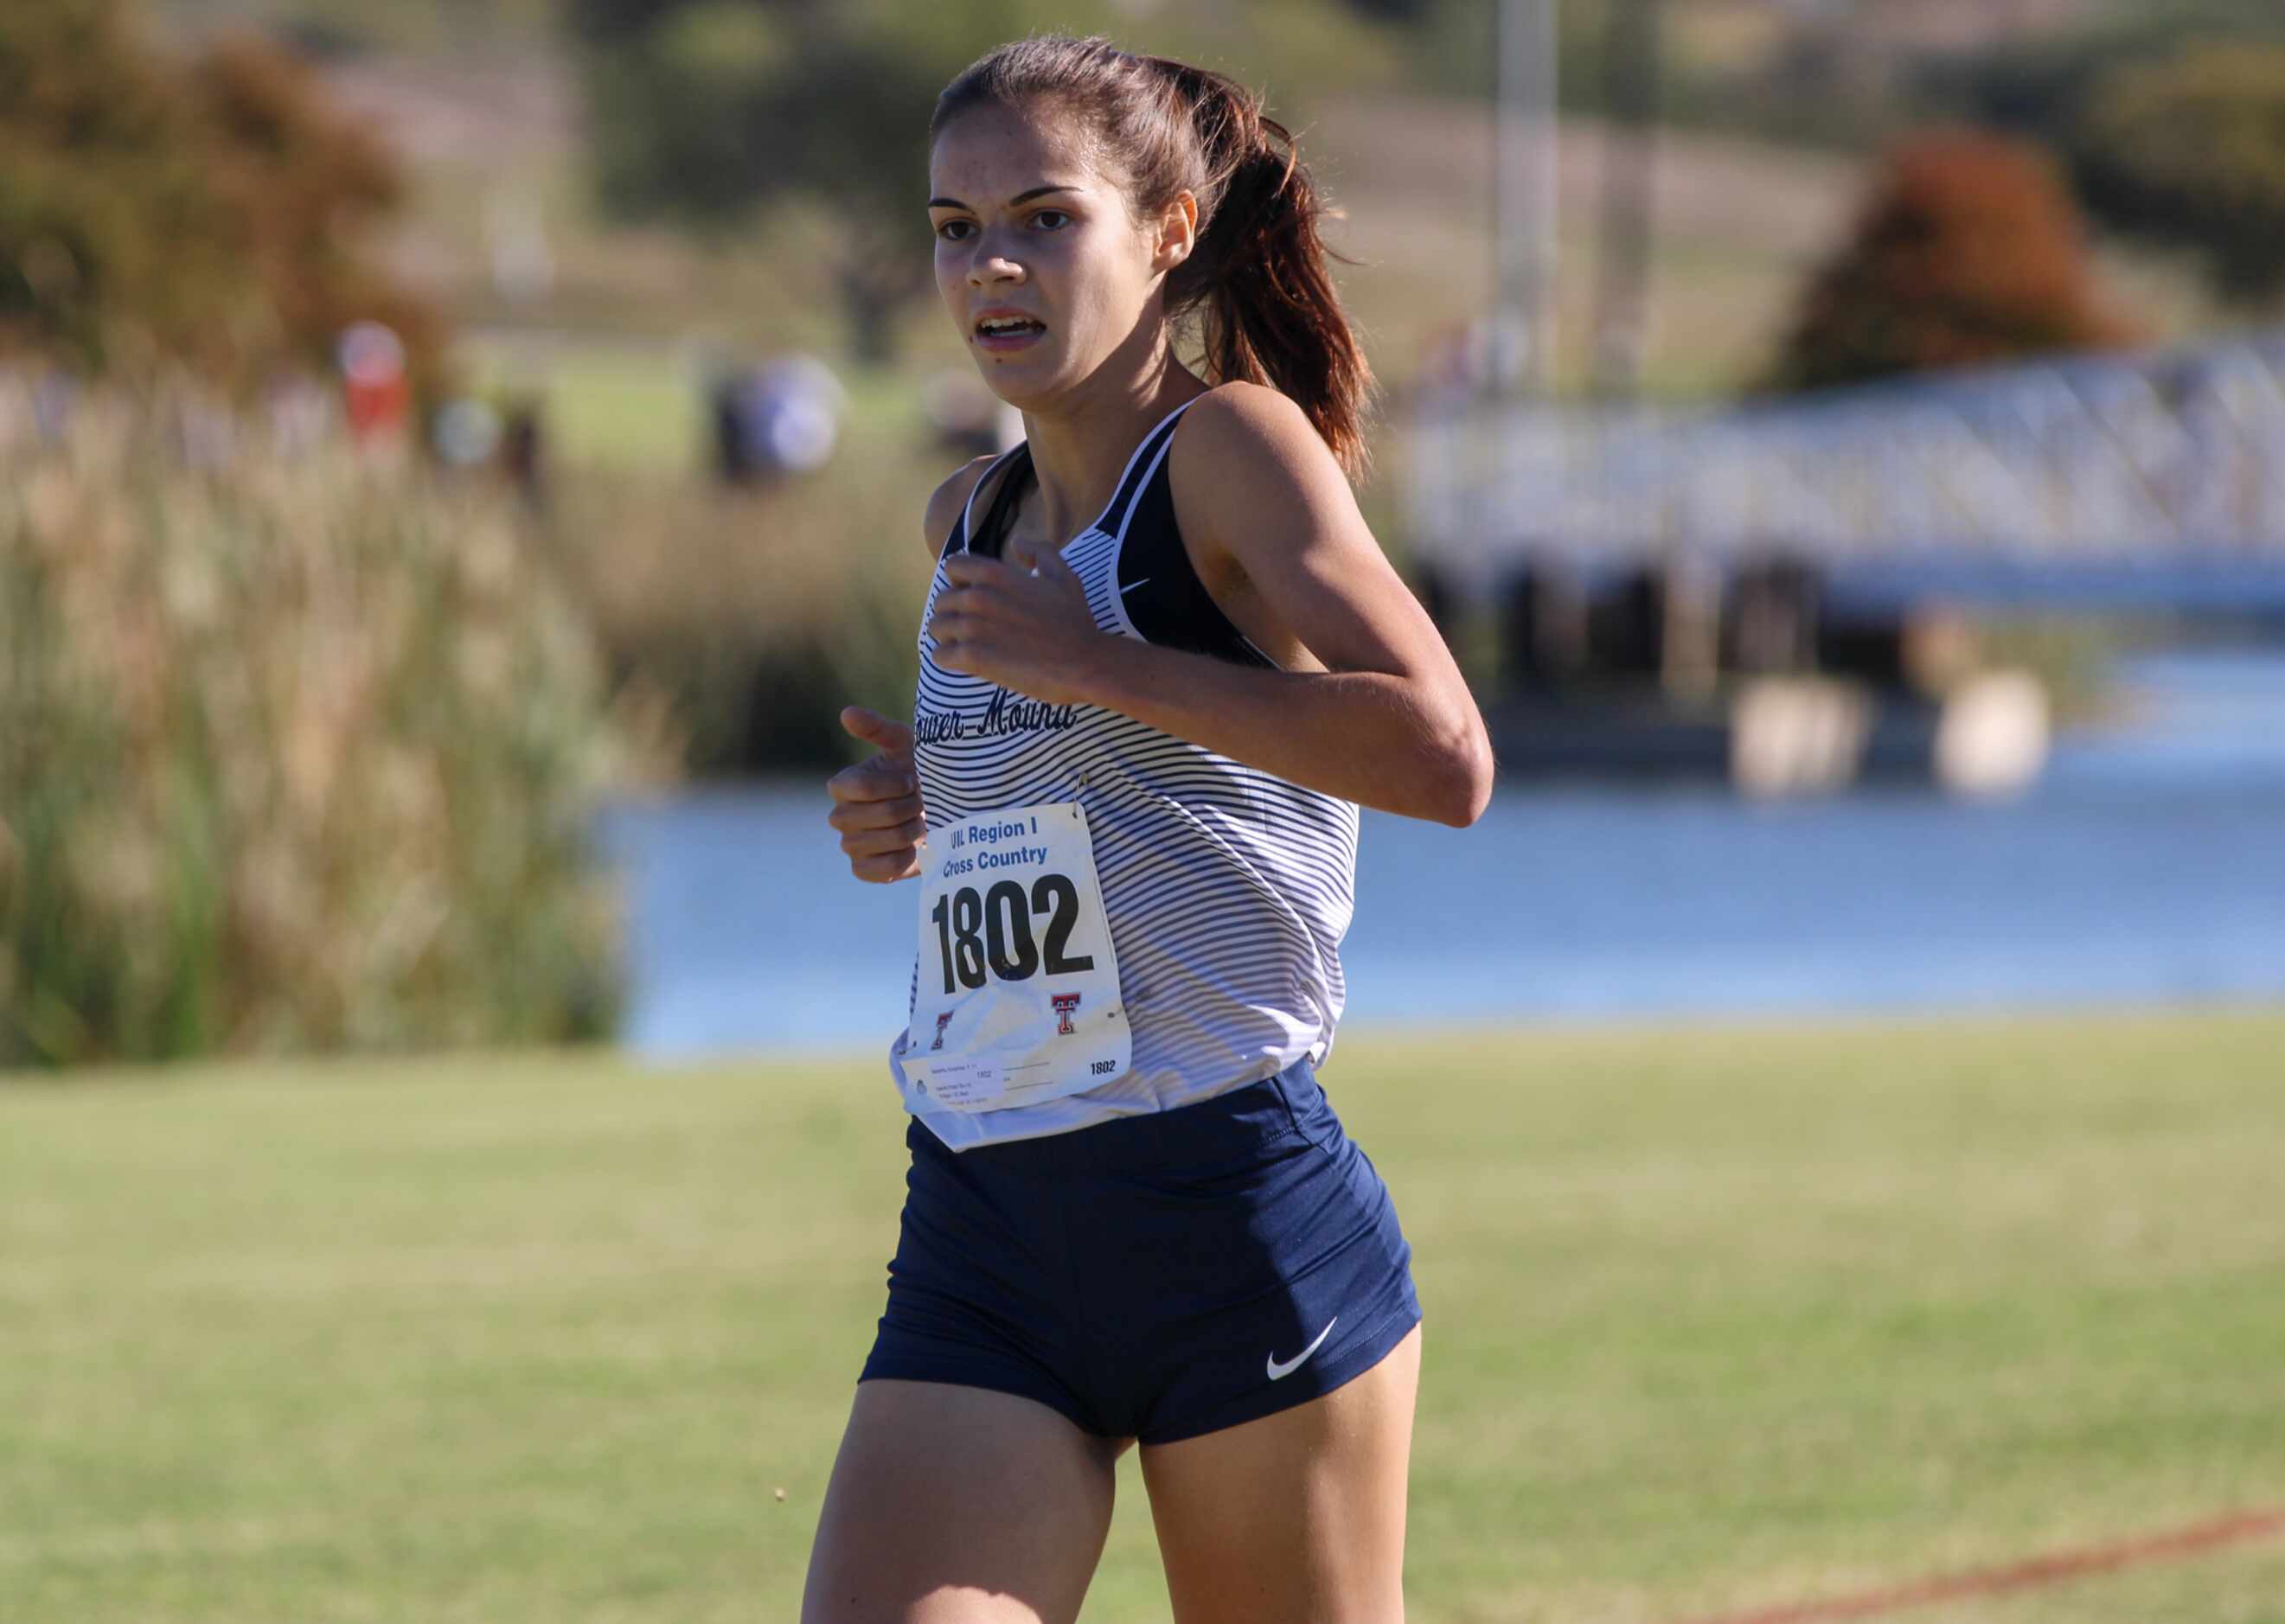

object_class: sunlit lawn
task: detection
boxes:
[5,1004,2283,1621]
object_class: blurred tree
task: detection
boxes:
[0,0,437,386]
[166,0,563,57]
[1922,26,2135,137]
[573,0,1037,363]
[568,0,1417,362]
[564,0,707,45]
[190,32,444,379]
[1923,5,2285,310]
[1763,131,2137,394]
[2073,42,2285,309]
[1925,0,2285,137]
[0,0,249,374]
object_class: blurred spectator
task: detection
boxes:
[432,397,503,470]
[337,321,411,454]
[710,355,846,484]
[501,399,549,508]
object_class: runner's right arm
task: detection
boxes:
[822,459,995,884]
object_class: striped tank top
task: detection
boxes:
[886,397,1361,1151]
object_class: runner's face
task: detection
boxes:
[928,105,1168,406]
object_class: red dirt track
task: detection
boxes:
[1684,1508,2285,1624]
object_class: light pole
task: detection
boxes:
[1591,0,1661,402]
[1493,0,1559,400]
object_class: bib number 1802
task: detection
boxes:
[929,874,1095,994]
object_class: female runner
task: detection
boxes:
[812,35,1492,1624]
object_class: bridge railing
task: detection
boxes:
[1404,329,2285,591]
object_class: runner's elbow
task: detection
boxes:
[1422,707,1495,828]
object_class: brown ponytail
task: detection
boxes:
[932,36,1376,479]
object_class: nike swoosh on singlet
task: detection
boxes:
[1265,1317,1338,1380]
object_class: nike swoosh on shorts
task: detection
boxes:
[1265,1317,1338,1380]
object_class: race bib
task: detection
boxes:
[900,800,1130,1112]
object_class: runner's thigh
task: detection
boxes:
[1137,1324,1422,1624]
[800,1378,1122,1624]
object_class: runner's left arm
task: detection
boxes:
[925,384,1494,828]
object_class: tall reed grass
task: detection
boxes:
[0,382,636,1069]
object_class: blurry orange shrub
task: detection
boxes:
[1764,130,2139,395]
[0,0,438,388]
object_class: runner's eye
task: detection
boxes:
[934,219,974,242]
[1030,210,1071,231]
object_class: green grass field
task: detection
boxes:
[5,1005,2284,1622]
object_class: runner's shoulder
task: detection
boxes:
[1168,382,1337,506]
[923,456,999,559]
[1168,381,1348,554]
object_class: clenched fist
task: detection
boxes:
[826,706,926,883]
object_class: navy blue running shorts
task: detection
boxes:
[858,1054,1422,1446]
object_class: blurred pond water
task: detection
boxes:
[601,640,2285,1060]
